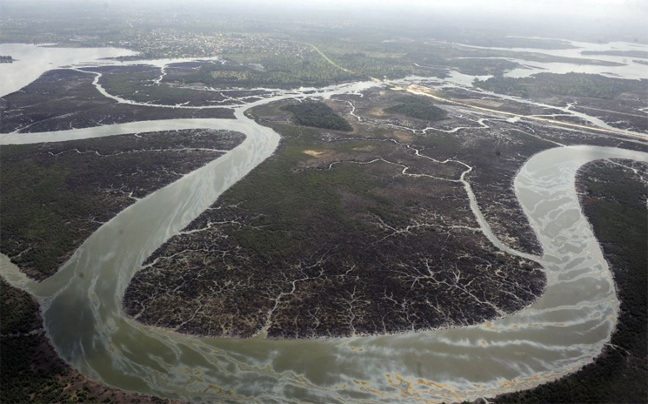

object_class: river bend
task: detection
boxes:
[1,77,647,403]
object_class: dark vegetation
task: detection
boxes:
[164,50,365,89]
[0,280,176,404]
[447,58,521,76]
[154,40,616,90]
[0,129,244,280]
[568,101,648,133]
[2,7,646,402]
[0,280,40,335]
[282,101,353,131]
[94,65,240,107]
[124,99,546,339]
[11,23,611,93]
[310,40,618,81]
[473,72,647,99]
[333,50,432,79]
[478,51,622,66]
[0,69,233,134]
[442,84,648,133]
[340,88,561,256]
[384,95,448,121]
[0,5,623,85]
[0,55,14,63]
[492,160,648,404]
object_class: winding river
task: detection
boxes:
[1,44,648,403]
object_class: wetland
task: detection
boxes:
[1,4,648,403]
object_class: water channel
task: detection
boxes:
[1,43,647,403]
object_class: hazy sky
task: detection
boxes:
[258,0,648,21]
[151,0,648,35]
[117,0,648,15]
[5,0,647,14]
[2,0,646,40]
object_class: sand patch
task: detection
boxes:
[367,107,387,117]
[463,99,504,108]
[392,130,414,142]
[303,150,325,157]
[352,145,375,152]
